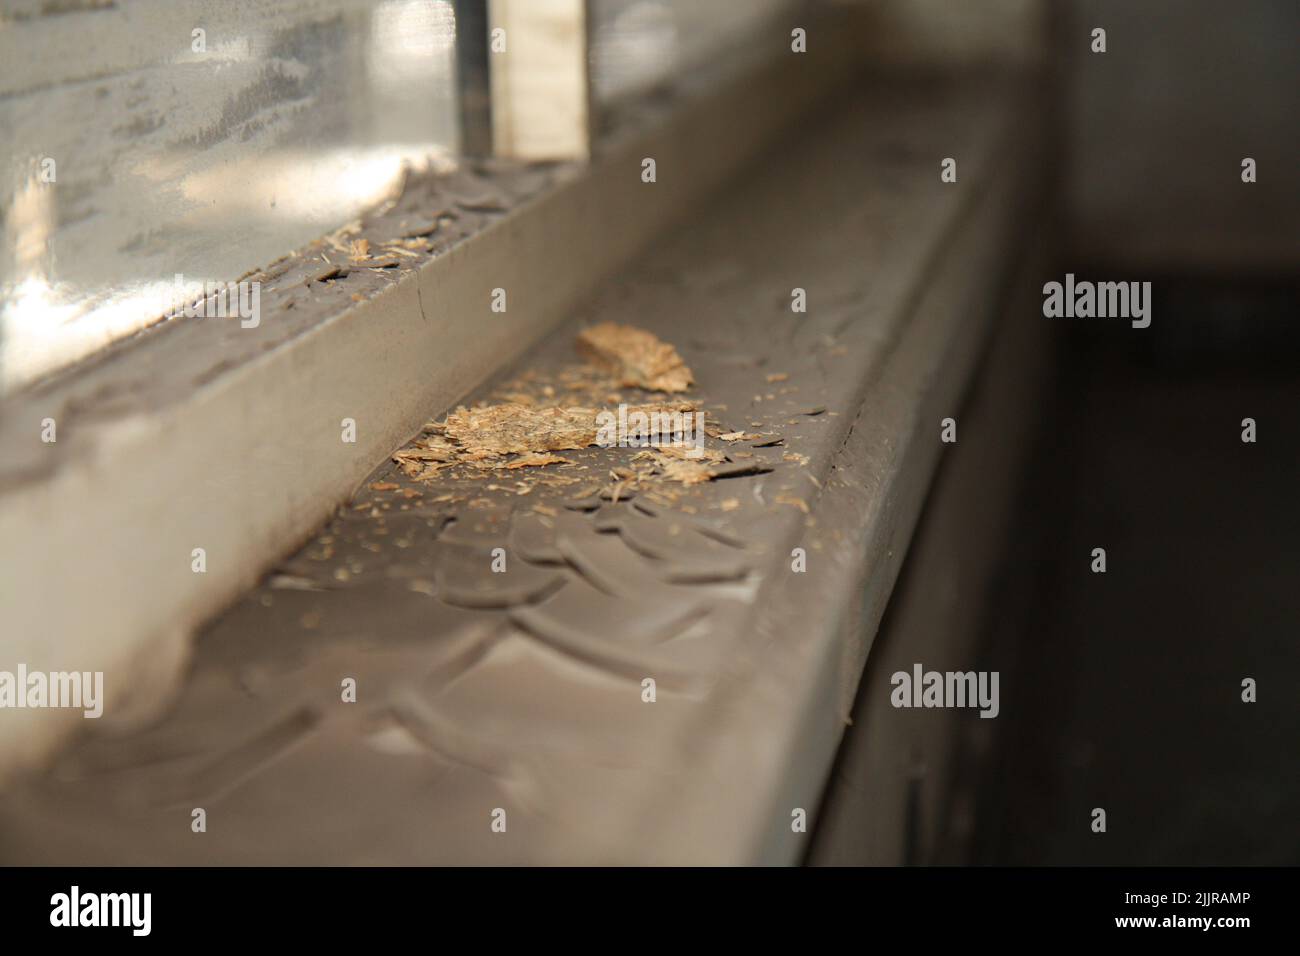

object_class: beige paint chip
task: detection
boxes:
[575,322,694,393]
[505,452,570,469]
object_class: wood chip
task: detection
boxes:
[443,404,601,458]
[575,322,694,393]
[505,452,569,469]
[314,264,350,282]
[653,444,725,464]
[653,454,717,485]
[440,402,693,459]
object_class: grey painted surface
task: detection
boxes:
[808,241,1056,865]
[0,0,458,392]
[0,8,865,781]
[0,73,1042,863]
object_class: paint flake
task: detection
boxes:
[575,322,694,393]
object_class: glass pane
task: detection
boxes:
[0,0,458,393]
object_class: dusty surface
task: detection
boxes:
[0,7,871,793]
[0,79,1035,863]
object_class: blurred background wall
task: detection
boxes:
[1061,0,1299,274]
[860,0,1298,274]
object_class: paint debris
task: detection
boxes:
[504,452,569,469]
[442,404,601,459]
[649,453,717,485]
[439,402,694,460]
[314,264,350,282]
[367,321,818,512]
[575,322,694,393]
[391,435,459,479]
